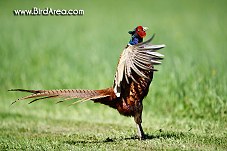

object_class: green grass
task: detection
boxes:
[0,0,227,150]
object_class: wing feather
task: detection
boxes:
[114,34,165,97]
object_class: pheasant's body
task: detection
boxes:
[10,26,165,140]
[116,70,153,117]
[95,69,152,117]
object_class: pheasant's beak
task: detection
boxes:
[143,27,148,31]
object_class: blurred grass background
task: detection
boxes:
[0,0,227,150]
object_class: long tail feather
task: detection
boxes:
[68,94,110,106]
[8,89,45,94]
[9,88,112,105]
[28,95,59,104]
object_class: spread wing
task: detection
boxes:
[113,34,165,97]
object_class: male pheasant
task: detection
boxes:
[9,26,165,140]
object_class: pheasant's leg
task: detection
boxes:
[136,123,145,140]
[134,108,145,140]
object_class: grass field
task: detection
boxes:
[0,0,227,150]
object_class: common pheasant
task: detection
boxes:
[9,26,165,140]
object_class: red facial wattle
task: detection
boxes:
[136,26,147,38]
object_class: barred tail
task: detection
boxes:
[9,88,114,105]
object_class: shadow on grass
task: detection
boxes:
[64,131,186,144]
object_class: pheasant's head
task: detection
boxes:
[128,26,148,38]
